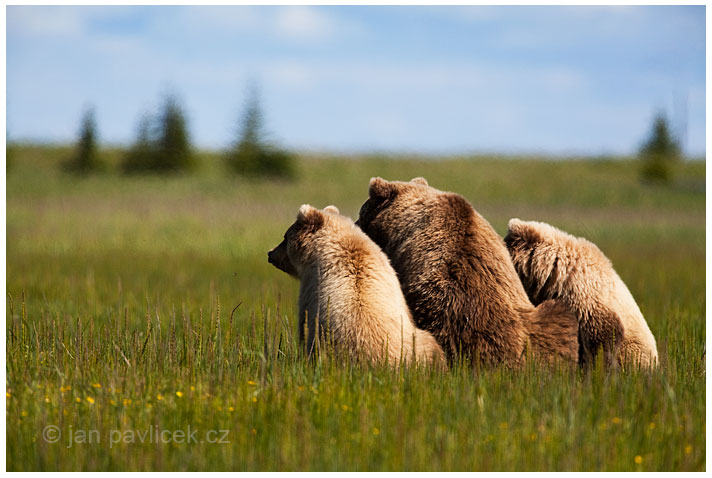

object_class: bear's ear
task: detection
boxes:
[506,218,525,238]
[297,204,324,232]
[507,218,541,244]
[410,177,428,186]
[368,177,396,199]
[323,205,340,215]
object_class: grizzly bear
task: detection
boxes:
[268,204,446,366]
[356,177,579,367]
[504,219,658,368]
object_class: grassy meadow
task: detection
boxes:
[6,145,706,471]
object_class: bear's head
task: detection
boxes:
[268,204,341,277]
[355,177,436,252]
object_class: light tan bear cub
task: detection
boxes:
[504,218,658,369]
[267,204,445,366]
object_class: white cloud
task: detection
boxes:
[273,6,340,42]
[7,6,84,37]
[188,6,261,32]
[153,6,262,36]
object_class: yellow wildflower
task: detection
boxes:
[685,445,693,455]
[176,391,183,398]
[247,380,256,386]
[252,396,258,403]
[91,383,102,388]
[372,427,380,435]
[635,455,643,464]
[157,394,164,401]
[75,397,81,403]
[86,397,95,404]
[21,410,28,417]
[612,417,622,424]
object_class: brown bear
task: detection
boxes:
[504,218,658,369]
[356,177,579,367]
[268,204,446,366]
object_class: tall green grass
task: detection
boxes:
[6,145,705,471]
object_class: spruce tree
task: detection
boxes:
[122,114,155,174]
[66,106,103,173]
[122,94,195,174]
[155,95,194,172]
[226,86,294,178]
[639,113,681,182]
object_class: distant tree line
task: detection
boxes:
[65,87,295,179]
[62,93,682,184]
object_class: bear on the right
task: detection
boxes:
[504,218,658,369]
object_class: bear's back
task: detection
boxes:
[388,191,532,364]
[505,219,658,368]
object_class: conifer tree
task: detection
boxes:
[639,113,681,182]
[226,86,294,178]
[66,106,103,173]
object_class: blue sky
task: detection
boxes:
[6,5,706,156]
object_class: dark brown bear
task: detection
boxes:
[356,177,579,367]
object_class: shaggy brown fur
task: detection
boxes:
[268,204,446,366]
[505,219,658,368]
[356,177,579,367]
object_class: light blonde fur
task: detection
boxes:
[268,205,446,366]
[505,219,658,369]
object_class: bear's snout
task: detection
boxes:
[267,240,298,277]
